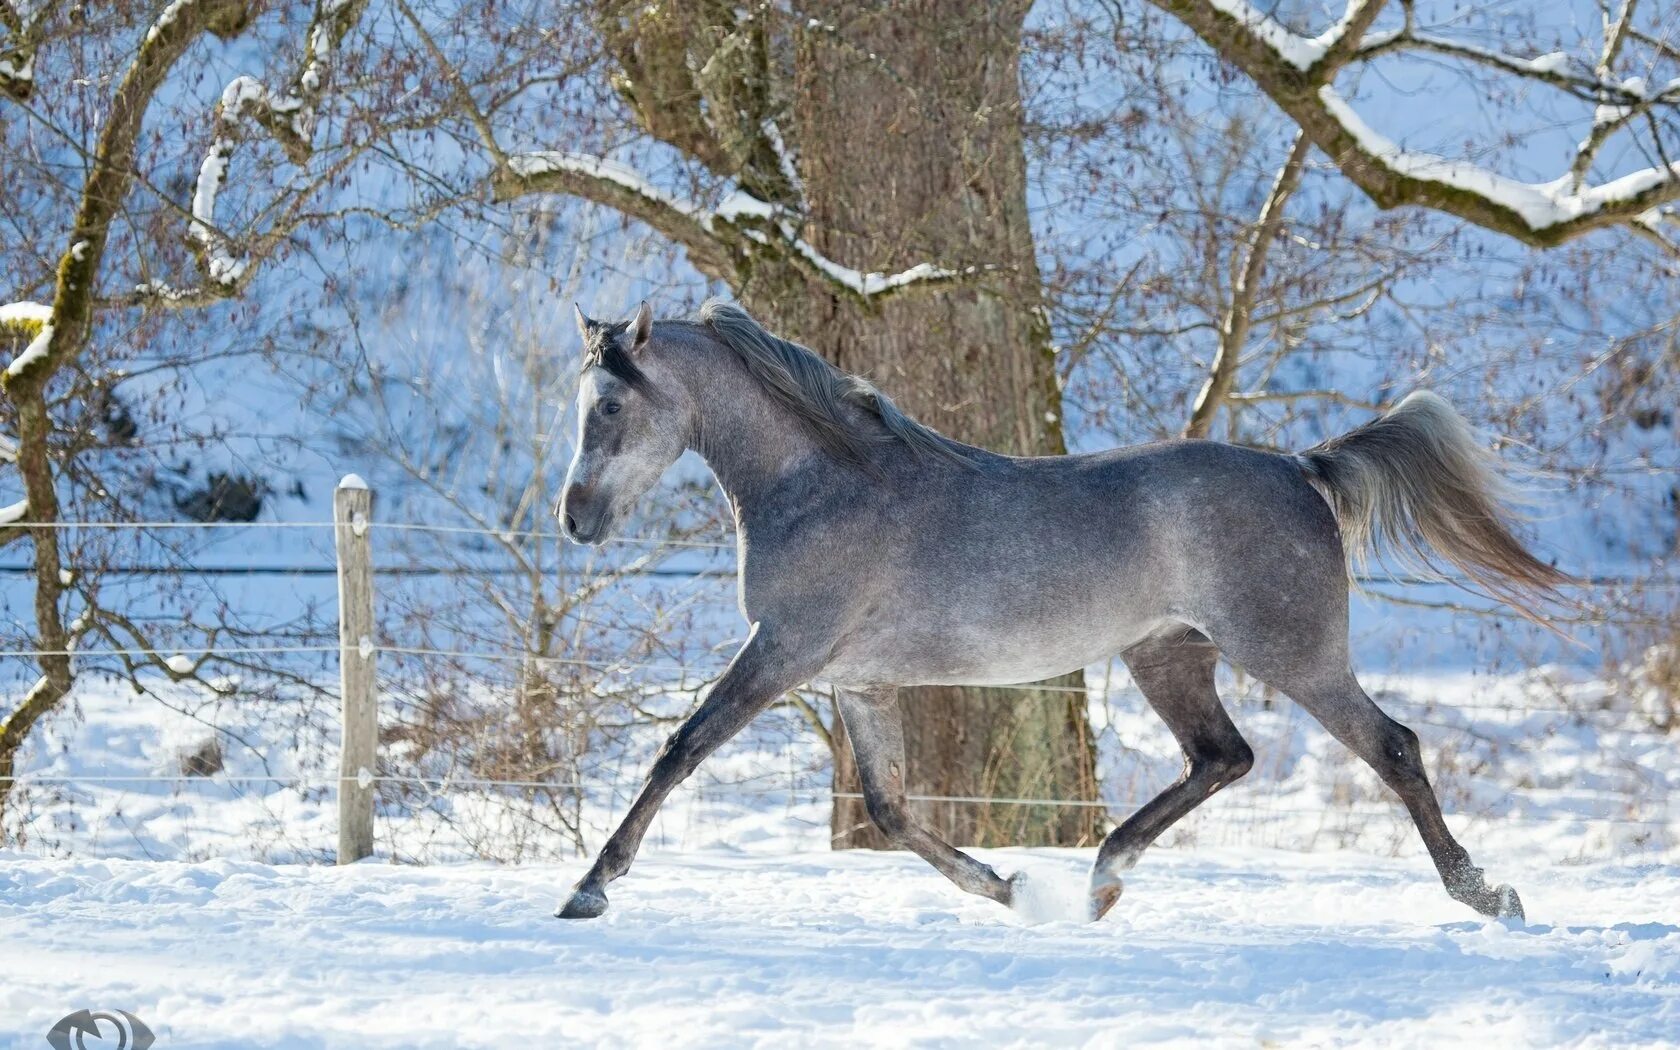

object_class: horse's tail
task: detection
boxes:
[1297,390,1572,622]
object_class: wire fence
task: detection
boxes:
[1,515,1673,585]
[1,771,1671,826]
[3,514,1676,864]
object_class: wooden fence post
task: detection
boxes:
[334,474,377,864]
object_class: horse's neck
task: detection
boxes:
[676,347,842,522]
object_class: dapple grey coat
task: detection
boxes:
[554,300,1567,923]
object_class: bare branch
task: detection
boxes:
[1185,130,1311,439]
[393,0,505,166]
[1225,388,1387,411]
[490,152,734,280]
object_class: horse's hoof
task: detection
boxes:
[1494,884,1525,922]
[1089,877,1123,922]
[1002,870,1028,907]
[556,886,608,919]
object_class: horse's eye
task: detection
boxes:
[602,400,622,416]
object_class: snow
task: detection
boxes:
[189,142,246,285]
[220,74,268,116]
[3,635,1677,1045]
[0,300,52,328]
[145,0,194,44]
[1203,0,1369,71]
[1199,1,1680,234]
[1,848,1676,1047]
[1318,86,1680,232]
[715,189,777,222]
[337,472,368,490]
[789,241,960,297]
[0,52,33,86]
[508,152,708,223]
[0,498,26,524]
[188,73,315,286]
[506,153,957,297]
[5,321,52,377]
[191,147,228,228]
[165,655,196,675]
[762,119,802,196]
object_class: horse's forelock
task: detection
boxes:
[582,320,649,389]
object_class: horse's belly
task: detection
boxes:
[820,611,1164,690]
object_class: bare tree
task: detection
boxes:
[0,0,390,821]
[322,206,728,857]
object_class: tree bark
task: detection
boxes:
[742,2,1100,848]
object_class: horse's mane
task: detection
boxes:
[696,299,973,468]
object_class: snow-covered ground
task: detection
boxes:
[7,661,1675,867]
[3,846,1677,1048]
[4,662,1676,1047]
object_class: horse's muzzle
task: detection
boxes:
[559,487,610,544]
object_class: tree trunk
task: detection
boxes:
[743,2,1100,848]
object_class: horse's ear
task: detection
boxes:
[573,303,593,342]
[627,301,652,352]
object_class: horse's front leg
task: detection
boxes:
[558,623,821,919]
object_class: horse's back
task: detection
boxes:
[812,438,1349,688]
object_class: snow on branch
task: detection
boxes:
[0,300,51,334]
[1203,0,1377,71]
[1,300,52,378]
[784,241,967,298]
[1319,86,1680,232]
[0,0,43,101]
[2,301,53,380]
[496,153,980,302]
[714,188,980,300]
[1151,0,1680,249]
[492,151,731,278]
[4,322,52,380]
[507,151,711,224]
[176,0,367,295]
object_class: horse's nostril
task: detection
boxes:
[564,513,579,536]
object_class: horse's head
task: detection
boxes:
[559,302,694,544]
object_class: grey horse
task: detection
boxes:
[555,299,1567,923]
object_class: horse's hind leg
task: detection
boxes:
[1276,669,1524,920]
[1087,629,1254,920]
[835,687,1015,906]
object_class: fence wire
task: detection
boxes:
[3,515,1675,863]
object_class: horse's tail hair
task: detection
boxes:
[1297,390,1572,623]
